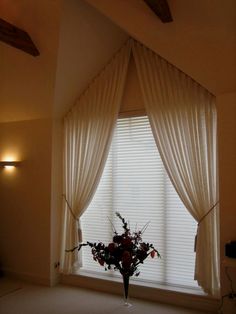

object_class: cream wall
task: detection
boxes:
[50,118,63,285]
[0,0,129,285]
[0,0,61,284]
[0,119,52,284]
[217,92,236,312]
[217,92,236,250]
[51,0,129,284]
[120,55,145,116]
[53,0,128,118]
[0,0,129,286]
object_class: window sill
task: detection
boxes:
[76,269,204,295]
[60,270,219,312]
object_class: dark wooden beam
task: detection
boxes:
[144,0,173,23]
[0,18,39,56]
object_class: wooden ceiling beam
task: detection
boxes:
[0,18,39,56]
[144,0,173,23]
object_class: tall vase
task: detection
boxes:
[122,274,131,306]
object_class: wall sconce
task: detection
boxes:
[0,161,21,169]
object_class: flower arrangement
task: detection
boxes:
[68,212,160,304]
[76,212,160,278]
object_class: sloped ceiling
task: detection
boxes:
[0,0,128,122]
[0,0,235,123]
[85,0,236,95]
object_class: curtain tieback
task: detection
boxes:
[194,201,219,252]
[63,194,83,244]
[198,201,219,227]
[62,194,79,222]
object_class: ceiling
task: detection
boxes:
[85,0,236,95]
[0,0,235,123]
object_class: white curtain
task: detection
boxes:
[132,41,220,296]
[60,42,131,273]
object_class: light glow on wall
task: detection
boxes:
[4,164,16,172]
[0,154,21,172]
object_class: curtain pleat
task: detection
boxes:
[132,40,220,297]
[60,41,131,273]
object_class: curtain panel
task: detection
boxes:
[60,41,131,273]
[132,40,220,296]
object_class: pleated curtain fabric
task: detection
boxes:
[132,41,220,297]
[60,41,131,273]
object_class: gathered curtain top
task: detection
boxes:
[64,38,215,120]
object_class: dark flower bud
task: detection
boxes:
[113,235,123,243]
[108,242,116,253]
[98,258,104,266]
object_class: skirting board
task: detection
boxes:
[61,273,220,313]
[3,268,51,286]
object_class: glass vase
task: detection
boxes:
[122,274,132,306]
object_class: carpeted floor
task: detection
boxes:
[0,277,22,297]
[0,280,216,314]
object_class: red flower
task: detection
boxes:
[150,250,155,258]
[122,250,132,269]
[121,237,132,248]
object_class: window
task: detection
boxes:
[80,116,198,289]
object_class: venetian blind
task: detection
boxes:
[80,116,198,289]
